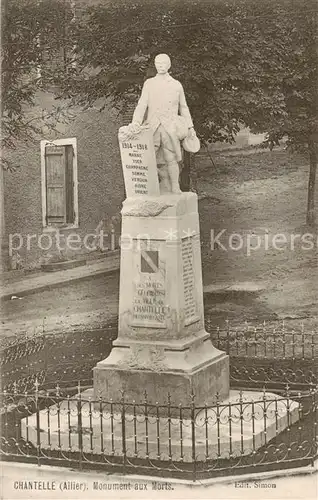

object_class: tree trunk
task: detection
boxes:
[180,150,191,191]
[306,142,317,226]
[180,151,197,192]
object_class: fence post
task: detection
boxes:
[167,393,172,462]
[204,402,209,461]
[262,387,267,447]
[3,389,8,450]
[216,392,221,459]
[77,382,83,470]
[297,391,303,458]
[251,400,256,467]
[121,391,127,473]
[43,331,48,384]
[56,383,61,454]
[190,391,196,482]
[226,320,230,355]
[99,395,104,456]
[239,390,244,456]
[144,390,149,460]
[34,378,41,467]
[216,326,220,349]
[301,323,305,360]
[13,382,19,444]
[312,386,318,466]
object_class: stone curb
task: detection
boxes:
[1,460,317,488]
[203,282,265,295]
[0,252,120,300]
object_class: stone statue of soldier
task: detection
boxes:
[129,53,200,194]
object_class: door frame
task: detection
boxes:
[40,138,78,229]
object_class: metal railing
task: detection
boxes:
[1,320,317,480]
[209,321,317,360]
[0,324,117,394]
[209,321,318,390]
[1,320,317,394]
[1,383,317,481]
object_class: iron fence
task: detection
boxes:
[0,324,117,393]
[1,383,317,481]
[209,321,318,390]
[1,320,317,479]
[209,321,318,359]
[2,320,316,394]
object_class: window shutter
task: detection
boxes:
[45,145,66,224]
[65,145,74,224]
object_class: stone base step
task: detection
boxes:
[21,389,299,463]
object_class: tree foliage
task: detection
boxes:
[58,0,317,223]
[1,0,73,170]
[61,1,316,138]
[2,0,317,222]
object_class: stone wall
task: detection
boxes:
[4,92,126,269]
[211,127,266,151]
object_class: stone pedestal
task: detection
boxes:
[93,192,229,406]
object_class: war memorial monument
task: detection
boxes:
[94,54,230,407]
[21,54,299,463]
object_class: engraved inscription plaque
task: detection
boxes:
[181,237,198,324]
[119,129,160,198]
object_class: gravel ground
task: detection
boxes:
[198,149,318,325]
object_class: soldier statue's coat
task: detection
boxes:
[132,74,194,163]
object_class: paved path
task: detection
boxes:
[0,273,120,339]
[1,461,317,500]
[1,258,266,340]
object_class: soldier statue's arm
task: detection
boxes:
[178,83,194,130]
[132,80,149,126]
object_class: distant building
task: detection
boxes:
[211,127,266,151]
[2,1,266,271]
[2,1,132,271]
[4,91,127,270]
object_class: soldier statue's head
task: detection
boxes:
[154,54,171,74]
